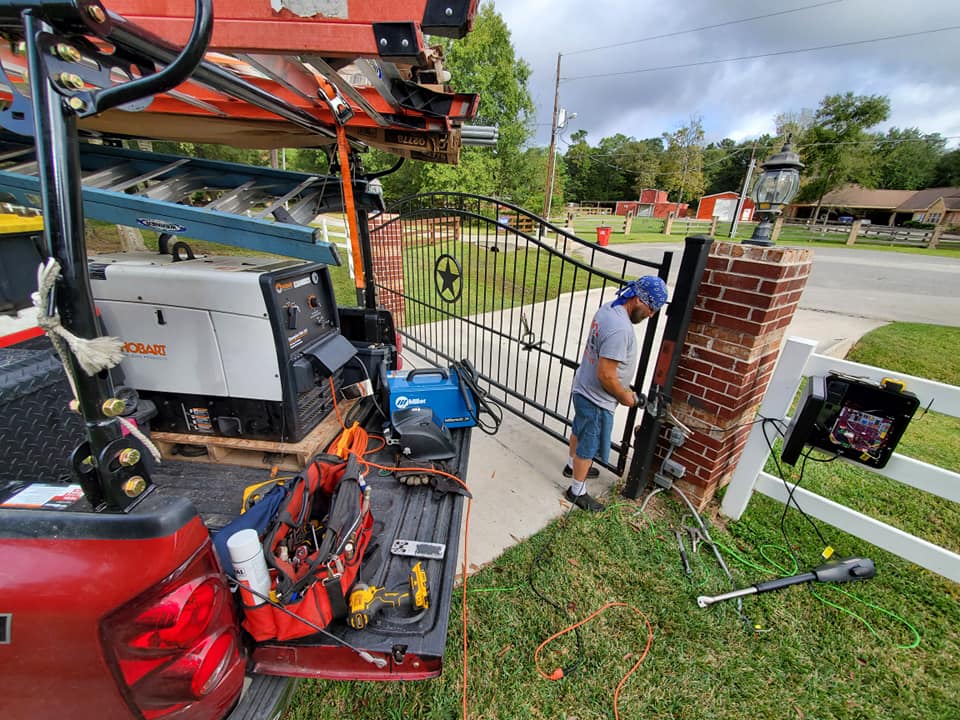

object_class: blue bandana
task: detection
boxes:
[612,275,669,312]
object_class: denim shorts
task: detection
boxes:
[571,393,614,464]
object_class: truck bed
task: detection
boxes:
[150,412,469,678]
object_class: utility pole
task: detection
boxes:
[730,143,757,239]
[542,52,562,220]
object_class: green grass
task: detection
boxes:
[394,246,594,324]
[286,322,960,720]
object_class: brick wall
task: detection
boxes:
[368,213,405,327]
[662,241,813,506]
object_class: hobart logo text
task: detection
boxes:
[122,342,167,357]
[394,395,426,410]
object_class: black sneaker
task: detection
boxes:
[564,488,605,512]
[562,464,600,479]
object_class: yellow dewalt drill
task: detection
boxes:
[347,562,429,629]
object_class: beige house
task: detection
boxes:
[892,187,960,228]
[786,184,914,224]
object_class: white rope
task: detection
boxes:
[32,257,162,464]
[32,258,124,376]
[119,416,163,463]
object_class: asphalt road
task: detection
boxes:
[617,242,960,327]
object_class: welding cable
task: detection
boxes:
[535,602,654,720]
[451,359,503,435]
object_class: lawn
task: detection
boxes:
[286,323,960,720]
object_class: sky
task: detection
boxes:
[495,0,960,150]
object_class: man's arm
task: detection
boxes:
[597,356,637,407]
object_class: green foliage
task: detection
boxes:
[932,149,960,187]
[797,92,891,206]
[873,128,945,190]
[429,2,535,202]
[657,116,705,203]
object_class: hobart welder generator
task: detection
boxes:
[89,252,356,442]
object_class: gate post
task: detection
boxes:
[369,213,405,326]
[624,235,712,498]
[644,241,813,508]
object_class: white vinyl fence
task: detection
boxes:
[722,337,960,584]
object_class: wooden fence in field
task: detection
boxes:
[783,219,960,249]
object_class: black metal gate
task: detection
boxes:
[369,193,673,474]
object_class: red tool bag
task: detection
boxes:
[241,453,374,642]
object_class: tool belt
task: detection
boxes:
[242,453,374,642]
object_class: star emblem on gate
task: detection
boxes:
[434,253,463,303]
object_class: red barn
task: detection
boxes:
[616,189,687,218]
[696,191,754,222]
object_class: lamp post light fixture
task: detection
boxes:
[743,137,803,246]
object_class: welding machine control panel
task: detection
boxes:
[263,266,337,351]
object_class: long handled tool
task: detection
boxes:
[697,557,876,608]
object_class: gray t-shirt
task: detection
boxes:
[572,301,637,412]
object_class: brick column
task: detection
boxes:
[368,213,405,327]
[661,241,813,507]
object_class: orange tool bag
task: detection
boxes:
[241,453,374,642]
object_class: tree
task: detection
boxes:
[932,149,960,187]
[423,2,535,201]
[562,129,592,202]
[628,138,663,196]
[873,128,945,190]
[799,92,890,222]
[657,117,705,204]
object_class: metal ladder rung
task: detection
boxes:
[203,179,259,212]
[81,162,140,189]
[253,175,322,219]
[109,157,192,193]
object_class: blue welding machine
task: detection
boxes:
[386,367,476,428]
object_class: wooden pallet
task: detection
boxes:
[151,400,357,472]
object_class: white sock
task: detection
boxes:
[566,458,574,470]
[570,480,586,497]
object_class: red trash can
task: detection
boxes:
[596,226,611,246]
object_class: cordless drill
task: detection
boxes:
[347,562,429,629]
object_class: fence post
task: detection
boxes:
[624,210,634,235]
[929,224,944,249]
[846,219,862,246]
[720,337,818,520]
[709,215,719,236]
[664,212,675,236]
[770,216,785,243]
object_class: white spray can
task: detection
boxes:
[226,528,271,606]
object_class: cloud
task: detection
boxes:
[496,0,960,147]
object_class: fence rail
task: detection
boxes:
[721,336,960,583]
[782,219,960,249]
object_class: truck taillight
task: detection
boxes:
[101,543,244,719]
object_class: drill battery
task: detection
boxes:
[386,367,476,429]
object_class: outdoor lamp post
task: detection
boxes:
[743,137,803,246]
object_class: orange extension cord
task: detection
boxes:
[535,603,654,720]
[327,380,473,720]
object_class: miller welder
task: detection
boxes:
[89,253,355,442]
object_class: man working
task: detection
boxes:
[564,275,669,511]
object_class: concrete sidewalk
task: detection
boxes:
[418,308,885,573]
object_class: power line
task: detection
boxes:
[564,0,844,57]
[562,25,960,82]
